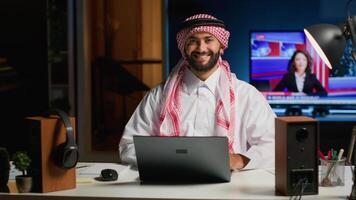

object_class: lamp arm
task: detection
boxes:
[347,127,356,164]
[347,0,355,18]
[349,126,356,200]
[352,169,356,200]
[347,16,356,60]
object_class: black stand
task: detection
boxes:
[285,106,302,116]
[312,106,329,117]
[349,158,356,200]
[349,127,356,199]
[350,180,356,200]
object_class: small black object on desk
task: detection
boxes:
[100,169,118,181]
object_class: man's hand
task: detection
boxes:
[229,154,250,171]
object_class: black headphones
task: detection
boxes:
[179,18,226,31]
[45,109,79,169]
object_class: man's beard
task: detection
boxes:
[186,50,220,72]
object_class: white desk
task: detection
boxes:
[0,163,354,200]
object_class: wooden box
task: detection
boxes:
[26,116,76,193]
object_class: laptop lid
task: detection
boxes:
[133,136,231,183]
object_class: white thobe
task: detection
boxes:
[119,67,276,169]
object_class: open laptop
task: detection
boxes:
[133,136,231,183]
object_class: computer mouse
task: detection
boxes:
[100,168,118,181]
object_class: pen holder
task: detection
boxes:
[319,157,345,187]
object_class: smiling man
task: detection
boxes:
[119,14,276,170]
[185,32,221,80]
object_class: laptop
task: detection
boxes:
[133,136,231,183]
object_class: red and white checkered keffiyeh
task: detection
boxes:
[159,14,236,153]
[176,14,230,56]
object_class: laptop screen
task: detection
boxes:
[133,136,231,183]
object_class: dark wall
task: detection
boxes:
[0,0,49,154]
[167,0,350,81]
[319,121,356,158]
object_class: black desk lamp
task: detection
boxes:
[304,0,356,70]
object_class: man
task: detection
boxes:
[119,14,276,170]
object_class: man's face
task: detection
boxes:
[184,33,222,72]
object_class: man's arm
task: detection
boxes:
[229,153,250,170]
[240,86,276,170]
[118,85,162,166]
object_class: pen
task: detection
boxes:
[327,150,332,160]
[318,150,326,160]
[332,149,337,160]
[337,149,344,161]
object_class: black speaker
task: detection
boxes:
[0,147,10,192]
[275,116,318,196]
[46,109,78,169]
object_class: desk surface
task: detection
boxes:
[0,162,354,200]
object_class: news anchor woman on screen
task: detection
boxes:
[273,49,327,96]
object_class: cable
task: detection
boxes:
[298,178,309,200]
[289,178,303,200]
[289,177,308,200]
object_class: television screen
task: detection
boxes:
[250,31,356,106]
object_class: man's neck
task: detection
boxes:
[190,64,219,81]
